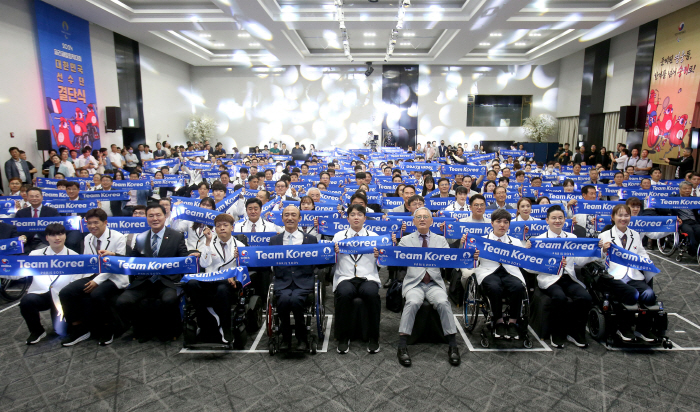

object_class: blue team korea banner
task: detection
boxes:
[425,197,455,211]
[237,244,336,267]
[0,217,81,232]
[181,150,209,158]
[319,218,401,237]
[215,189,242,212]
[268,210,340,226]
[79,217,147,234]
[465,235,562,275]
[41,190,68,199]
[381,197,404,209]
[337,235,392,255]
[184,161,213,170]
[445,222,492,238]
[646,197,700,209]
[377,246,476,269]
[37,178,85,190]
[377,182,402,194]
[170,196,202,207]
[45,199,97,213]
[441,165,486,176]
[538,191,580,202]
[0,238,24,255]
[0,199,16,215]
[508,220,572,240]
[99,255,199,276]
[482,193,520,204]
[467,153,495,162]
[143,158,179,170]
[153,178,184,188]
[530,238,601,257]
[574,200,624,215]
[618,188,679,199]
[280,201,338,212]
[500,150,526,158]
[81,190,130,201]
[35,0,101,152]
[172,204,222,226]
[111,180,151,191]
[402,163,440,172]
[237,232,278,247]
[605,244,659,274]
[0,254,99,276]
[595,215,677,233]
[182,266,250,287]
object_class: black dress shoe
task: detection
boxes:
[397,347,411,367]
[26,330,47,345]
[279,340,290,352]
[448,346,461,366]
[383,278,393,288]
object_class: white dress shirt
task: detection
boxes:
[598,226,654,282]
[83,228,128,288]
[199,235,245,272]
[444,201,470,212]
[282,229,303,245]
[25,246,90,314]
[533,229,598,290]
[233,218,282,233]
[331,227,380,291]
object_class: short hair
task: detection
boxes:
[159,197,172,205]
[26,186,42,196]
[45,223,66,236]
[650,167,661,175]
[86,208,108,222]
[407,195,424,206]
[211,182,227,192]
[355,172,366,180]
[437,177,450,186]
[132,205,146,215]
[56,179,70,187]
[214,213,234,225]
[347,204,366,216]
[515,170,525,177]
[197,181,210,190]
[611,204,631,218]
[494,186,507,195]
[8,147,19,153]
[562,179,575,187]
[455,186,468,195]
[64,181,80,190]
[219,171,230,178]
[8,177,21,184]
[581,185,596,196]
[350,192,368,205]
[546,205,564,218]
[413,206,432,217]
[625,197,643,208]
[245,197,263,209]
[101,175,114,182]
[680,181,693,190]
[530,176,542,184]
[470,194,486,205]
[403,185,416,194]
[145,203,166,215]
[498,176,510,184]
[490,209,512,222]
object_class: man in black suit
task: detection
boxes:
[664,148,695,179]
[16,187,60,252]
[62,181,86,253]
[98,175,124,217]
[573,145,587,164]
[438,140,448,157]
[269,205,318,351]
[114,203,191,342]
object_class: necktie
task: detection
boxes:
[420,234,431,283]
[95,239,101,252]
[251,222,256,233]
[351,232,361,261]
[150,233,160,283]
[285,233,291,245]
[460,206,464,211]
[33,208,38,218]
[221,241,227,261]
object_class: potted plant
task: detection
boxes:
[184,114,218,142]
[522,114,557,142]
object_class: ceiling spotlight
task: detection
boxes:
[238,33,250,38]
[479,42,490,46]
[212,43,225,47]
[514,42,526,46]
[199,33,211,38]
[249,42,260,47]
[529,32,542,37]
[403,0,410,6]
[490,33,502,37]
[364,42,375,46]
[364,32,376,37]
[365,62,374,77]
[403,32,415,37]
[400,42,411,46]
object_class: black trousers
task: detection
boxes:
[480,266,525,321]
[183,279,235,337]
[59,277,122,331]
[540,275,592,338]
[20,292,56,334]
[681,220,700,255]
[115,280,180,338]
[275,284,311,343]
[65,230,86,254]
[334,278,380,342]
[597,276,655,306]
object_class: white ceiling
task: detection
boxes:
[42,0,700,67]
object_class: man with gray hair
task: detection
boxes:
[676,181,700,256]
[395,206,460,367]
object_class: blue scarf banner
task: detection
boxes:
[280,201,339,212]
[537,191,580,202]
[466,153,495,162]
[41,190,68,199]
[386,216,452,235]
[271,155,292,161]
[181,150,209,158]
[45,200,97,213]
[500,150,526,158]
[618,188,679,199]
[99,255,199,276]
[424,189,441,198]
[0,217,81,232]
[37,177,84,190]
[182,266,251,287]
[574,200,625,215]
[153,178,184,188]
[445,221,492,238]
[402,162,440,172]
[337,234,392,255]
[381,197,404,209]
[599,171,618,179]
[508,220,572,240]
[237,243,336,267]
[319,218,401,237]
[558,175,590,183]
[441,165,487,176]
[0,237,24,255]
[595,215,677,233]
[646,196,700,209]
[268,210,341,226]
[202,170,223,179]
[425,197,456,211]
[184,161,213,170]
[242,189,259,200]
[0,254,99,276]
[482,193,520,204]
[599,186,622,197]
[377,246,476,269]
[530,238,601,257]
[79,217,148,234]
[143,158,180,170]
[466,235,562,274]
[0,199,16,214]
[215,189,243,212]
[290,182,313,192]
[522,187,541,198]
[605,244,659,273]
[172,204,222,226]
[111,180,151,190]
[236,232,278,246]
[377,182,402,194]
[82,190,130,201]
[170,196,202,207]
[561,165,593,173]
[319,192,341,203]
[529,204,558,219]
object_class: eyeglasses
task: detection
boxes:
[414,216,431,220]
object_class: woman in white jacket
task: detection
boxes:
[172,197,216,252]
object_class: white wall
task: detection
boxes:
[139,45,193,148]
[556,50,585,118]
[89,23,122,148]
[603,27,639,113]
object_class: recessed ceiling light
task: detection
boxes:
[400,42,411,46]
[515,42,527,46]
[364,42,375,46]
[212,43,225,47]
[238,33,251,38]
[403,32,415,37]
[529,32,542,37]
[226,68,232,71]
[249,42,260,47]
[490,33,502,37]
[199,33,211,38]
[364,33,376,37]
[479,42,491,46]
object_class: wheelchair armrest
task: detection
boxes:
[621,303,640,311]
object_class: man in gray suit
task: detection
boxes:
[396,207,460,367]
[390,185,416,213]
[486,186,515,210]
[4,146,31,185]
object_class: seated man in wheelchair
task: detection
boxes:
[183,213,245,344]
[471,209,528,340]
[269,205,318,352]
[598,204,659,342]
[673,182,700,257]
[533,205,598,349]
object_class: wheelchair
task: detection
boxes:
[181,278,264,350]
[266,272,326,355]
[579,261,672,349]
[463,273,534,348]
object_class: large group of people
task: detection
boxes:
[0,138,692,367]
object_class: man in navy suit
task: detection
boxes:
[15,187,59,252]
[269,205,318,351]
[437,140,448,158]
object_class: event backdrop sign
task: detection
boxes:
[35,0,100,152]
[642,1,700,162]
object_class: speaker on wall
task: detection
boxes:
[619,105,636,131]
[105,106,122,132]
[36,129,52,150]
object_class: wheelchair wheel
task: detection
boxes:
[480,337,490,348]
[266,284,274,338]
[523,339,533,349]
[246,295,263,333]
[587,307,606,340]
[0,277,30,301]
[309,335,318,355]
[268,340,276,356]
[657,233,677,256]
[464,275,479,333]
[315,278,325,342]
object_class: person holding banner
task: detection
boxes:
[19,223,91,345]
[532,206,597,348]
[332,204,382,354]
[172,197,217,252]
[16,187,60,252]
[298,196,322,241]
[598,204,659,342]
[673,182,700,256]
[234,198,282,234]
[391,185,416,213]
[567,185,599,238]
[396,207,460,367]
[96,175,123,217]
[184,213,244,344]
[486,187,514,211]
[443,186,470,212]
[514,198,538,222]
[58,209,127,347]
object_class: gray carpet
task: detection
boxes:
[1,251,700,411]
